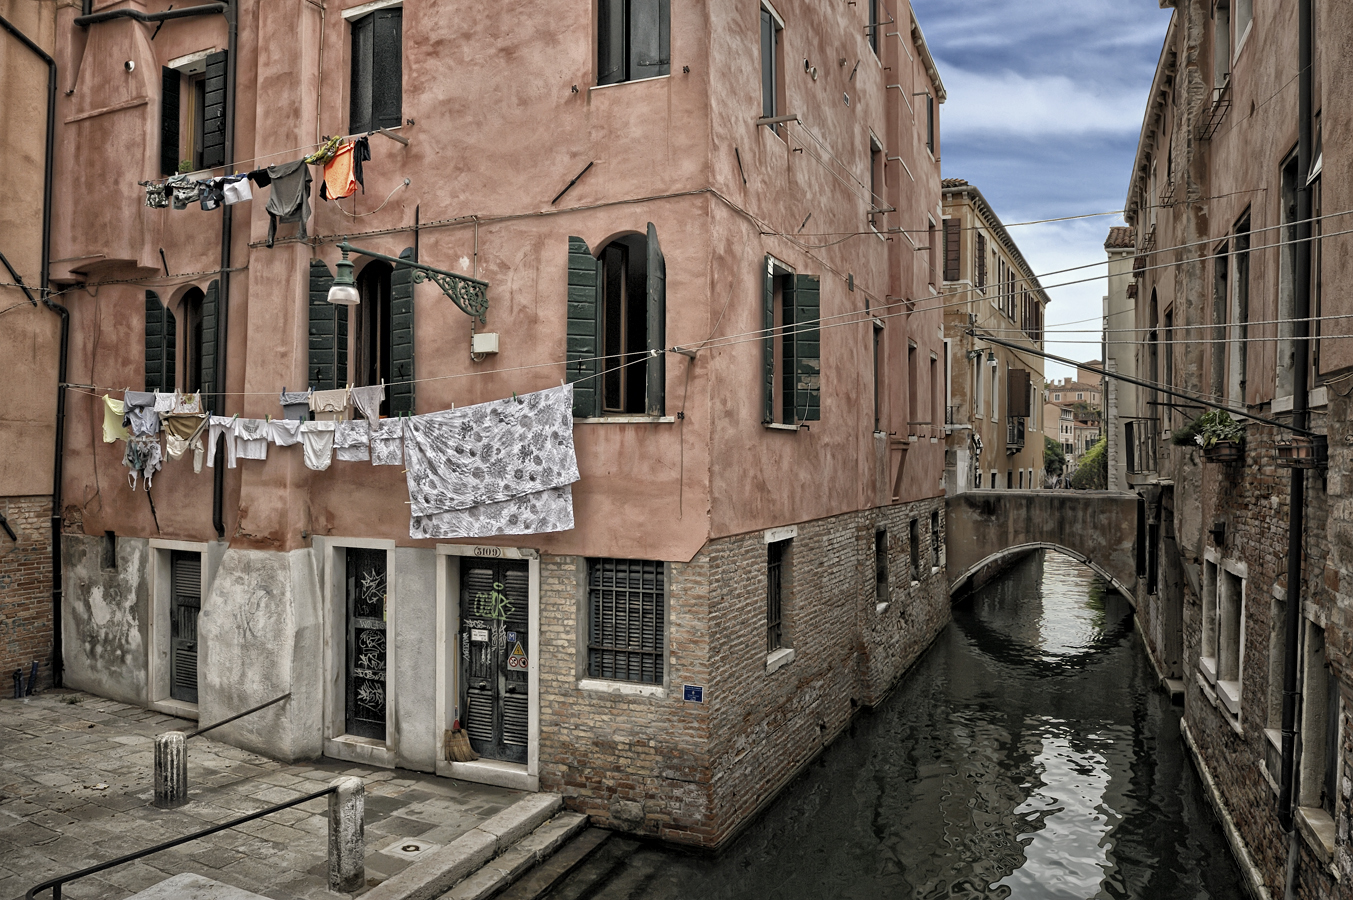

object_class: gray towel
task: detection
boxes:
[265,159,312,247]
[280,389,311,422]
[350,384,386,428]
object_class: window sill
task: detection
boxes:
[1217,679,1241,716]
[1199,656,1218,685]
[577,678,666,699]
[1295,806,1337,867]
[590,74,671,92]
[574,416,676,424]
[766,647,795,675]
[764,423,801,432]
[875,601,889,614]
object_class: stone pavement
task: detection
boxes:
[0,690,524,900]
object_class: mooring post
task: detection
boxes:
[328,776,365,892]
[153,731,188,809]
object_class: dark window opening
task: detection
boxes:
[350,7,403,134]
[875,529,889,605]
[600,236,649,414]
[760,6,783,127]
[926,94,935,155]
[943,218,960,282]
[181,288,205,394]
[909,518,920,581]
[102,531,117,571]
[358,261,394,417]
[930,510,940,567]
[1233,214,1251,403]
[598,0,671,86]
[868,0,879,55]
[872,322,882,432]
[587,558,666,683]
[767,539,789,652]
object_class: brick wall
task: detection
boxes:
[0,495,53,691]
[537,497,950,848]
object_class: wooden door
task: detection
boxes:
[460,558,529,764]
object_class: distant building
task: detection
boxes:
[1102,226,1138,490]
[941,179,1049,492]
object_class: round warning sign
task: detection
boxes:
[507,641,529,670]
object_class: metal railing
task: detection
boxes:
[157,693,292,810]
[1125,418,1159,475]
[27,779,365,898]
[183,692,290,739]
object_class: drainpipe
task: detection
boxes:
[75,3,227,28]
[0,12,64,688]
[1277,0,1313,838]
[211,0,237,539]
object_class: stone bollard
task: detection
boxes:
[328,776,365,893]
[153,731,188,809]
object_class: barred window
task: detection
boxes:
[767,540,788,652]
[587,558,666,683]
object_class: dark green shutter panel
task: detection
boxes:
[371,9,403,130]
[943,218,961,282]
[597,0,626,85]
[160,68,180,176]
[309,260,338,390]
[201,51,227,169]
[630,0,670,80]
[567,236,601,417]
[350,13,374,134]
[144,291,176,392]
[645,223,666,417]
[389,247,416,414]
[793,274,821,421]
[200,280,220,411]
[762,257,775,423]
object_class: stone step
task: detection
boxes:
[533,835,645,900]
[441,813,592,900]
[494,828,612,900]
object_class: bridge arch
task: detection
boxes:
[945,490,1139,601]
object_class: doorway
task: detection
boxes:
[345,547,388,741]
[459,557,530,764]
[169,550,202,704]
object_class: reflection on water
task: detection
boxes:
[576,551,1244,900]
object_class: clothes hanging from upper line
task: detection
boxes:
[320,137,371,201]
[264,159,312,248]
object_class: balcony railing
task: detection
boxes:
[1125,418,1159,476]
[1006,416,1025,452]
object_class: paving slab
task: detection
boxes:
[1,691,525,897]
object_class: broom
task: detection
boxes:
[445,705,478,762]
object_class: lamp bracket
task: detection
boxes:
[339,240,489,324]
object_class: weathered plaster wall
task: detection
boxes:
[389,547,438,773]
[61,534,148,705]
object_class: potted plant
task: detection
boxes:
[1184,410,1245,462]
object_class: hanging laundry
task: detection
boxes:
[349,384,385,428]
[304,135,344,166]
[370,419,403,466]
[402,385,580,539]
[200,179,225,211]
[247,168,272,188]
[123,391,161,437]
[233,418,270,461]
[264,159,312,248]
[334,420,370,461]
[222,175,252,206]
[268,418,302,447]
[139,181,170,209]
[279,389,311,422]
[309,388,350,422]
[299,420,336,471]
[320,137,371,201]
[153,391,177,414]
[166,174,202,210]
[123,437,163,491]
[173,392,203,415]
[161,413,206,441]
[206,415,238,469]
[102,395,130,443]
[165,433,190,461]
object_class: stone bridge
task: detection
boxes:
[946,490,1139,600]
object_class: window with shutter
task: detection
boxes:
[357,262,393,415]
[145,292,176,393]
[308,260,349,391]
[181,288,205,394]
[943,218,960,282]
[792,274,821,421]
[645,223,666,416]
[169,550,201,704]
[389,248,415,413]
[597,0,670,86]
[350,8,402,134]
[587,558,666,684]
[201,51,227,169]
[567,237,601,417]
[762,260,821,426]
[1007,368,1031,418]
[200,280,219,410]
[160,68,180,176]
[975,233,987,290]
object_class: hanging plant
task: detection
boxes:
[1191,410,1246,449]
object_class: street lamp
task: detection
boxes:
[327,240,490,324]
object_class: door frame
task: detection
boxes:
[323,537,398,768]
[435,543,540,791]
[147,539,211,720]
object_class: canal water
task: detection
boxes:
[560,551,1244,899]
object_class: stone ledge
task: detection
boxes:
[1295,806,1337,870]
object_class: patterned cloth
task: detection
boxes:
[334,420,370,461]
[370,419,403,466]
[403,385,579,538]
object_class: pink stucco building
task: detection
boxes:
[44,0,947,846]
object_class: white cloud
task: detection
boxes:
[940,68,1147,139]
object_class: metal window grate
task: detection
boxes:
[587,559,665,684]
[767,541,787,652]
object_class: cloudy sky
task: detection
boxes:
[911,0,1173,379]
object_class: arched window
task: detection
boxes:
[598,234,650,414]
[358,261,394,416]
[179,288,205,393]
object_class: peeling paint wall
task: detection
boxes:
[61,534,149,704]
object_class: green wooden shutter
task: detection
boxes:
[597,0,626,85]
[371,9,403,131]
[200,280,220,410]
[389,247,416,414]
[762,257,775,423]
[201,51,227,169]
[645,223,666,417]
[793,274,821,421]
[630,0,671,80]
[160,68,180,176]
[145,291,176,392]
[567,236,601,417]
[350,12,374,134]
[309,260,338,390]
